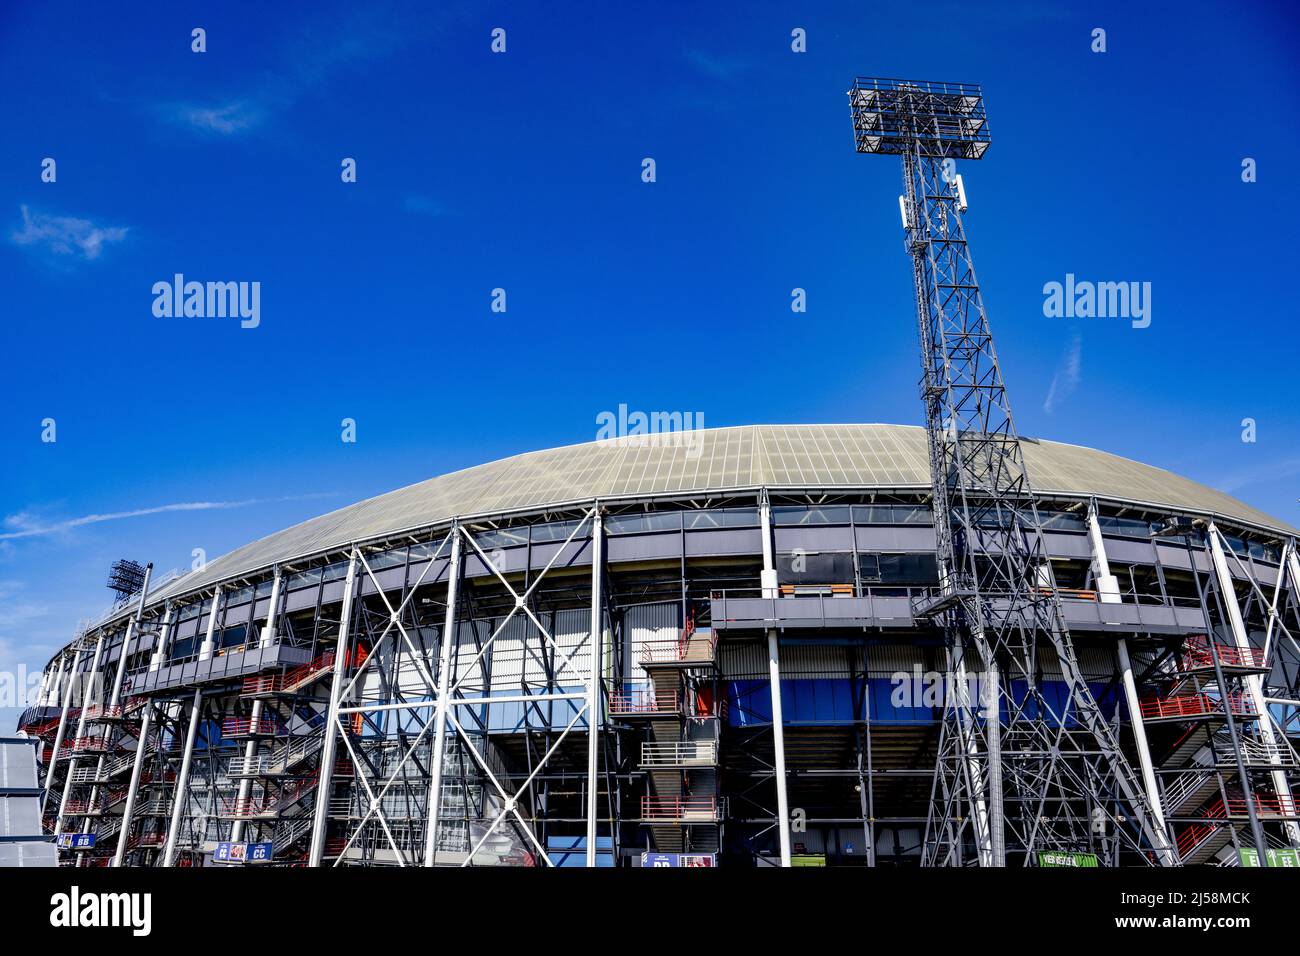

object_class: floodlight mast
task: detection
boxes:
[848,77,1176,867]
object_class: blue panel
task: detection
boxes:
[546,835,614,868]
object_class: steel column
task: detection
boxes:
[585,509,604,867]
[161,686,204,867]
[54,629,106,839]
[231,569,282,846]
[114,605,175,867]
[308,550,359,867]
[758,490,792,866]
[42,642,83,816]
[1208,524,1300,851]
[424,529,462,866]
[1088,503,1172,861]
[198,586,222,661]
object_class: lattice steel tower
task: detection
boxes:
[847,78,1175,866]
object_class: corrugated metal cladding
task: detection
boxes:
[625,603,679,682]
[121,424,1294,613]
[721,642,857,679]
[363,612,606,698]
[714,642,1117,682]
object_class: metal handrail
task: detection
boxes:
[641,741,718,767]
[609,690,679,714]
[640,796,724,821]
[1139,693,1254,721]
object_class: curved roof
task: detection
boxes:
[136,424,1294,610]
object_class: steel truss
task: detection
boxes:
[849,77,1172,866]
[317,507,611,866]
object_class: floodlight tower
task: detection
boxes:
[847,78,1175,866]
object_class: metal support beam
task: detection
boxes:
[758,489,791,867]
[424,529,462,866]
[161,687,204,867]
[42,646,80,815]
[1208,524,1300,851]
[231,568,282,846]
[114,604,174,867]
[198,586,222,661]
[54,629,106,839]
[309,550,359,867]
[1087,502,1173,862]
[585,508,604,867]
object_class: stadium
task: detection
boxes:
[17,423,1300,868]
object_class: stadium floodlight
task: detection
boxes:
[848,76,1175,868]
[848,77,990,159]
[107,559,148,600]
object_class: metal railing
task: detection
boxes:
[241,649,338,697]
[221,716,282,738]
[608,690,679,715]
[1180,638,1268,672]
[641,741,718,767]
[228,731,325,777]
[1162,768,1217,812]
[1139,693,1254,721]
[640,796,724,821]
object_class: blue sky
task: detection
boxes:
[2,1,1298,724]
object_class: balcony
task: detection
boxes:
[640,796,724,823]
[219,778,317,820]
[241,649,345,698]
[221,716,282,739]
[1178,638,1270,676]
[123,641,315,695]
[609,690,680,717]
[1139,693,1256,723]
[639,628,717,669]
[640,741,718,768]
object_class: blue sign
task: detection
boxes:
[215,841,274,863]
[57,833,96,850]
[641,852,715,868]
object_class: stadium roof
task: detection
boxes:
[118,424,1296,616]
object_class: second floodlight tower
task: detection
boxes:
[848,77,1174,867]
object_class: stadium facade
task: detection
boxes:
[16,424,1300,867]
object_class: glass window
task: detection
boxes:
[1039,511,1087,532]
[530,520,581,542]
[852,504,934,525]
[605,511,681,535]
[685,508,759,530]
[474,528,529,550]
[409,538,449,561]
[773,505,852,526]
[321,561,351,583]
[777,551,856,584]
[1097,516,1154,538]
[365,548,407,571]
[860,552,939,585]
[287,568,323,591]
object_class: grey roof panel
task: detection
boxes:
[128,424,1294,612]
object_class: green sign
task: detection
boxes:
[1037,851,1099,868]
[1239,847,1300,867]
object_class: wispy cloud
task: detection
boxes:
[683,48,749,81]
[162,100,266,136]
[10,205,128,260]
[1043,335,1082,414]
[1,493,338,542]
[148,4,443,137]
[1215,456,1300,494]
